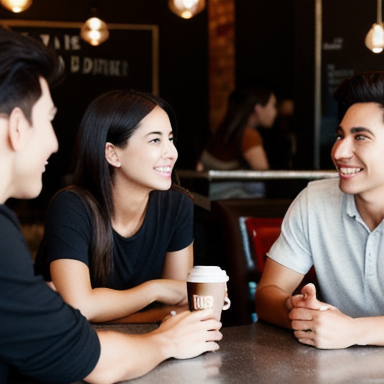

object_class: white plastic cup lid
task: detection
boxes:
[187,265,229,283]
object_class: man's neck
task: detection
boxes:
[355,194,384,231]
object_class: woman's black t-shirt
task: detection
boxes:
[36,189,194,289]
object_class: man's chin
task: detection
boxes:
[338,181,358,196]
[16,184,43,200]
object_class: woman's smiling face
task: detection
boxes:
[110,106,178,193]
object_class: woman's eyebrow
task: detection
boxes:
[145,130,174,137]
[145,131,162,136]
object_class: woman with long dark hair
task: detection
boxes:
[196,80,278,200]
[36,89,194,323]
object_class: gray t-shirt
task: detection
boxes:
[268,178,384,318]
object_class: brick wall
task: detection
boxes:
[208,0,235,133]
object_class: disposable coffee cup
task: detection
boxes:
[187,266,231,321]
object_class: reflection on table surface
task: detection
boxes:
[74,321,384,384]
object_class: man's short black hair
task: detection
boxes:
[0,25,63,122]
[334,71,384,122]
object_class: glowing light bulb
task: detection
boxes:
[80,17,109,46]
[365,23,384,53]
[168,0,205,19]
[0,0,32,13]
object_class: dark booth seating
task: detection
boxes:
[210,198,293,326]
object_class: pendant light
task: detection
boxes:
[80,6,109,46]
[365,0,384,53]
[0,0,32,13]
[168,0,205,19]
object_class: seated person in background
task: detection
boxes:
[259,98,296,170]
[0,26,222,384]
[196,79,278,199]
[35,89,196,324]
[255,71,384,349]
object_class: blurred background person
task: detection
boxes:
[260,98,296,170]
[196,78,278,200]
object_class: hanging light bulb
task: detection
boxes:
[80,14,109,46]
[365,0,384,53]
[168,0,205,19]
[365,23,384,53]
[0,0,32,13]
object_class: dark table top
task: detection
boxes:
[77,321,384,384]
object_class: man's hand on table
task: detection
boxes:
[286,283,357,349]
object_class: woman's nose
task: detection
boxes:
[163,140,178,160]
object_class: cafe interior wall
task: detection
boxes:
[6,0,376,208]
[0,0,326,261]
[1,0,302,216]
[0,0,210,215]
[236,0,322,172]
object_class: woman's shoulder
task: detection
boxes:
[50,187,85,207]
[45,187,94,233]
[242,126,262,144]
[47,187,92,220]
[241,127,263,155]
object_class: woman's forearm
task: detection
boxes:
[74,281,159,322]
[110,303,189,324]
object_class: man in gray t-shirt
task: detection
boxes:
[255,71,384,349]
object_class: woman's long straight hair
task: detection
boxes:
[209,81,275,160]
[68,90,177,287]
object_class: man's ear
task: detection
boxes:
[8,107,29,151]
[105,142,121,167]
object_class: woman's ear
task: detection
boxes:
[254,103,262,115]
[8,107,29,151]
[105,142,121,167]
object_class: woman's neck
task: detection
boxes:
[111,182,150,238]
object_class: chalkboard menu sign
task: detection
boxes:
[317,0,384,167]
[0,20,159,206]
[1,20,159,92]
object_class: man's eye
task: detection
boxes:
[335,133,342,141]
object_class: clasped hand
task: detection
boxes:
[286,283,356,349]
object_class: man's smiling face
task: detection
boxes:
[331,102,384,201]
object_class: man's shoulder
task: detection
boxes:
[306,177,341,198]
[0,205,30,270]
[291,177,343,213]
[307,176,339,189]
[0,205,20,234]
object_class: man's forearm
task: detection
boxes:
[84,330,168,384]
[354,316,384,346]
[255,285,292,329]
